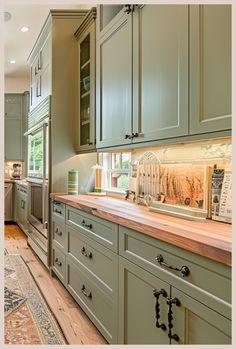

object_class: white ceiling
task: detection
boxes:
[4,3,92,79]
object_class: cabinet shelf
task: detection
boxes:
[81,91,90,99]
[81,59,90,70]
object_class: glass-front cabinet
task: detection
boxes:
[75,8,97,153]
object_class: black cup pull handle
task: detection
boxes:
[124,4,132,14]
[81,220,92,230]
[55,228,62,236]
[55,209,62,215]
[81,247,93,259]
[81,284,92,298]
[55,258,62,267]
[155,254,190,277]
[153,288,167,331]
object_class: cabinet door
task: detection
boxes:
[133,5,188,143]
[96,9,133,148]
[5,94,23,161]
[189,5,231,134]
[171,287,231,344]
[119,257,170,344]
[77,20,96,152]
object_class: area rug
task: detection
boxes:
[4,254,67,345]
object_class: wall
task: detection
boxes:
[5,76,30,93]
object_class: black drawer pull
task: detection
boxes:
[55,209,62,215]
[81,247,93,259]
[167,297,181,342]
[55,258,62,267]
[155,254,190,277]
[153,288,167,331]
[55,228,62,236]
[81,284,92,298]
[81,220,92,230]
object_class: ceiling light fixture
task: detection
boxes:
[20,26,29,32]
[10,60,16,64]
[4,12,12,22]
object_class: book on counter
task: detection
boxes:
[211,168,232,223]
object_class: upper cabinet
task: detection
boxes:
[28,10,88,113]
[189,5,231,134]
[74,8,97,153]
[96,4,232,150]
[5,93,29,161]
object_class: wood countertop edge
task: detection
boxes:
[50,194,232,267]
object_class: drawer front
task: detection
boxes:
[66,206,118,252]
[52,244,66,284]
[67,256,117,343]
[119,226,231,305]
[67,226,118,293]
[52,201,65,222]
[52,220,67,251]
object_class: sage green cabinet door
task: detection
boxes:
[133,5,188,143]
[189,5,231,134]
[171,287,231,344]
[96,10,132,148]
[5,94,23,160]
[119,257,170,344]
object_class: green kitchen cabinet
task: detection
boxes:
[118,256,170,344]
[189,5,231,134]
[118,226,231,344]
[5,94,23,161]
[171,287,231,344]
[119,256,231,345]
[74,8,97,153]
[14,184,28,235]
[96,6,133,148]
[96,5,231,150]
[96,5,188,149]
[5,93,29,161]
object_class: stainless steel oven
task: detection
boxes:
[25,121,49,267]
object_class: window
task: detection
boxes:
[103,152,131,192]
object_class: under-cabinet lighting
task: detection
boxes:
[10,60,16,64]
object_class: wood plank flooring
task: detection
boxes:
[4,224,107,345]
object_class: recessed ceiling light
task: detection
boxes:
[20,26,29,32]
[10,60,16,64]
[4,12,12,22]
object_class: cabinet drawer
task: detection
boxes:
[52,245,66,285]
[52,220,67,251]
[66,256,117,343]
[67,226,118,293]
[52,201,65,222]
[66,206,118,252]
[119,226,231,305]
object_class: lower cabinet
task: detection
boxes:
[50,202,231,345]
[15,184,28,235]
[119,256,231,344]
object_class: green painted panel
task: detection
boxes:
[189,5,231,134]
[133,5,188,142]
[66,256,117,343]
[52,244,66,285]
[67,225,118,295]
[119,256,170,344]
[66,206,119,252]
[172,287,231,344]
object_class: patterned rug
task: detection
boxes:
[4,254,67,345]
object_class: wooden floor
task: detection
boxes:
[4,224,107,345]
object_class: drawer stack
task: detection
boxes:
[51,202,119,344]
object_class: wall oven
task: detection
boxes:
[25,121,49,267]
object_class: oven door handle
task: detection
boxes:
[24,122,48,136]
[42,182,48,230]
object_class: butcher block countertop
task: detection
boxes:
[50,194,232,267]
